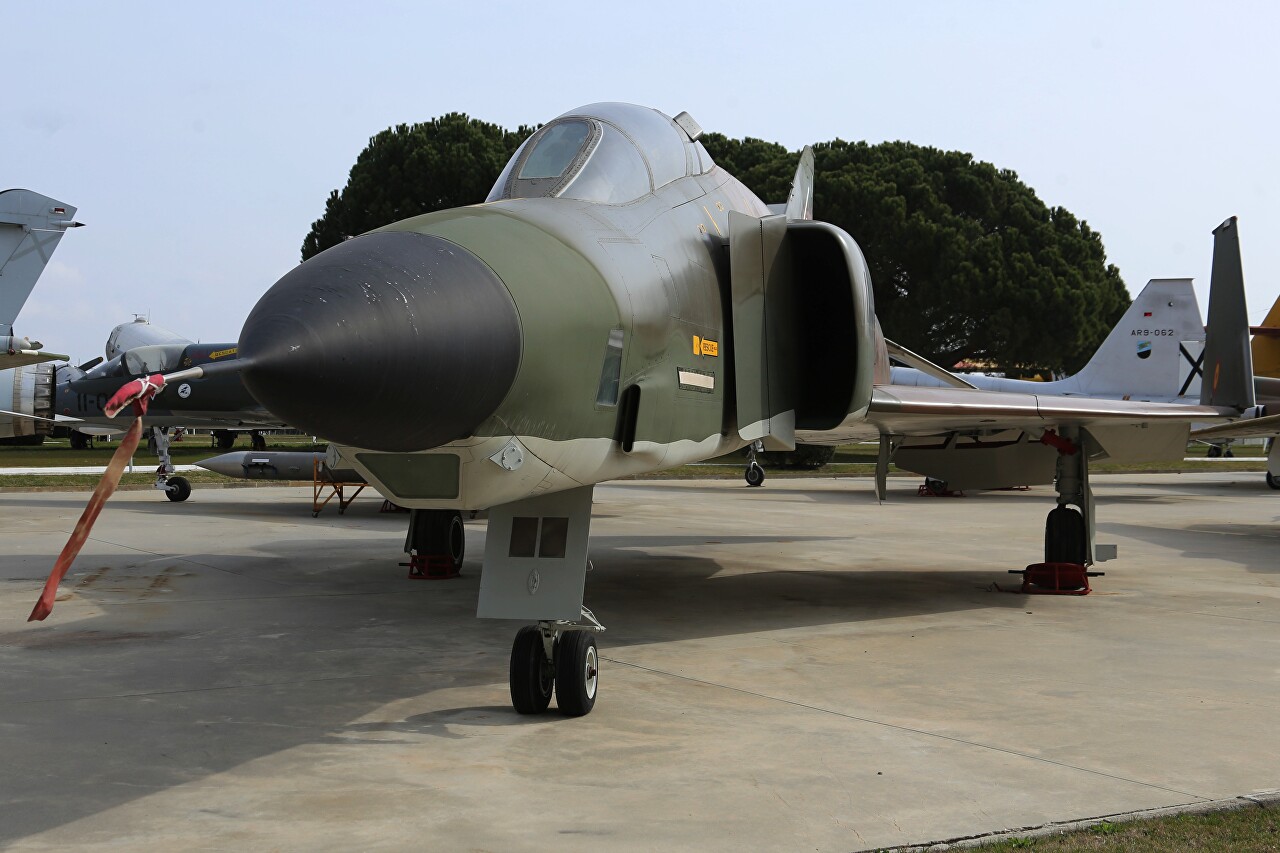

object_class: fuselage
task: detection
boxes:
[237,103,888,509]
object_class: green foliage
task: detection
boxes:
[300,114,534,261]
[702,137,1129,373]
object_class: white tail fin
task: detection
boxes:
[1,190,82,336]
[1068,278,1204,398]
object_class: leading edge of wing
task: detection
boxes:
[867,384,1231,435]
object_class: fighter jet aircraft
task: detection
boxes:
[1,190,81,445]
[41,103,1253,717]
[3,317,280,500]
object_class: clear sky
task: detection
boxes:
[5,1,1277,363]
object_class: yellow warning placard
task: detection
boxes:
[209,347,238,360]
[693,336,718,357]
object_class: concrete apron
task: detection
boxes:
[0,473,1276,851]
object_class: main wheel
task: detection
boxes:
[510,626,554,714]
[1045,505,1087,565]
[1266,471,1280,491]
[745,462,765,487]
[447,510,465,571]
[925,478,948,496]
[165,476,192,502]
[69,431,91,450]
[1207,444,1222,458]
[555,630,599,716]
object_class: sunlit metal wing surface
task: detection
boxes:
[841,385,1237,494]
[1190,411,1280,440]
[866,385,1229,435]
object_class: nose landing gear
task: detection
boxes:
[508,608,604,717]
[744,440,766,487]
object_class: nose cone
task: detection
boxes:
[239,231,521,452]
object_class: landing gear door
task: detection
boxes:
[727,211,796,451]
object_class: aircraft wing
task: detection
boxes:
[0,407,81,424]
[1,348,69,370]
[866,384,1230,435]
[1190,411,1280,441]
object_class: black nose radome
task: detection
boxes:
[239,231,521,452]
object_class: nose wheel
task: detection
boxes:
[508,610,604,717]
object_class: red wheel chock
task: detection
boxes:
[400,554,460,580]
[1008,562,1104,595]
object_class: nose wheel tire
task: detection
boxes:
[554,630,599,717]
[745,462,765,487]
[1267,471,1279,490]
[509,626,554,714]
[165,476,192,502]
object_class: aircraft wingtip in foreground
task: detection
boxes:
[37,103,1259,717]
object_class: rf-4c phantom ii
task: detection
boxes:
[226,103,1253,717]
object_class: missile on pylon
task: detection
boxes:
[197,450,364,483]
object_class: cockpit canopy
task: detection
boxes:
[486,103,716,206]
[82,344,187,381]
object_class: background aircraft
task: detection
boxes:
[1191,293,1280,487]
[890,278,1206,402]
[1,189,81,446]
[0,189,81,372]
[43,103,1252,718]
[3,317,281,500]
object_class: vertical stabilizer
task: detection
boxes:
[785,147,815,221]
[0,190,82,336]
[1067,278,1204,398]
[1200,217,1255,409]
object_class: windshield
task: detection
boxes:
[518,121,591,179]
[123,344,186,376]
[80,344,186,380]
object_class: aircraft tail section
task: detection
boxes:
[1068,278,1204,399]
[1250,293,1280,379]
[0,190,82,335]
[785,147,815,221]
[1200,216,1255,410]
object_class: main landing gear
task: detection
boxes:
[1015,427,1112,594]
[509,609,605,717]
[403,509,465,578]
